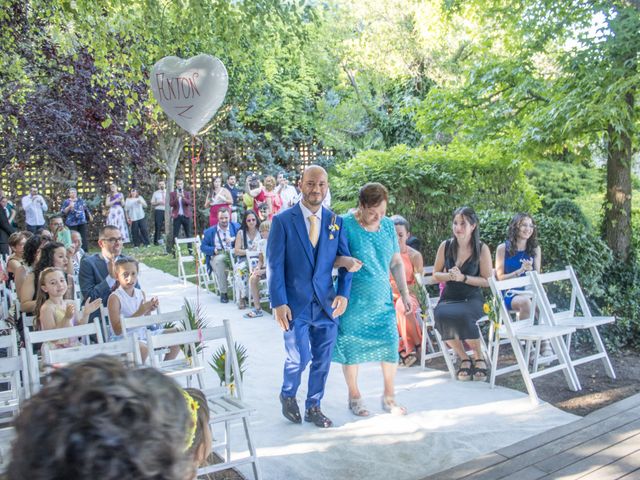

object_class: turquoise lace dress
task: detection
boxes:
[333,214,400,365]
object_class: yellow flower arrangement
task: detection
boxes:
[328,214,340,240]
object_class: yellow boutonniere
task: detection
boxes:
[328,214,340,240]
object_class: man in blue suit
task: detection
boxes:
[267,165,353,428]
[79,225,126,313]
[200,207,241,303]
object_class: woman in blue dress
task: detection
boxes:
[333,183,412,417]
[495,213,545,352]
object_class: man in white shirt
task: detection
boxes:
[21,185,48,232]
[124,188,150,247]
[150,180,166,245]
[276,172,299,211]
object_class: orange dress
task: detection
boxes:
[390,252,423,355]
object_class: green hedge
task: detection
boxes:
[332,143,540,261]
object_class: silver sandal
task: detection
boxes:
[348,397,370,417]
[381,396,407,416]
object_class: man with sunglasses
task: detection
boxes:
[79,225,130,310]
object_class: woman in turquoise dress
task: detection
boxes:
[333,183,412,417]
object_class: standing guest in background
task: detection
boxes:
[60,188,90,252]
[0,189,17,228]
[200,208,240,304]
[276,172,298,211]
[150,180,166,245]
[204,176,233,227]
[0,196,16,255]
[22,185,48,233]
[105,183,130,244]
[169,179,193,253]
[243,175,259,211]
[432,206,492,382]
[225,174,242,222]
[70,230,85,275]
[390,215,424,367]
[48,214,72,249]
[261,175,282,220]
[125,188,150,248]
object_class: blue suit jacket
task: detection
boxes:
[267,204,352,322]
[200,222,241,270]
[79,253,115,306]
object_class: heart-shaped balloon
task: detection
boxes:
[151,54,228,136]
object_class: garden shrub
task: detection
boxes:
[548,199,590,228]
[332,143,539,261]
[527,160,604,208]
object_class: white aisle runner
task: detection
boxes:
[140,263,577,480]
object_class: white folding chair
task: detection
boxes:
[418,270,488,378]
[24,320,104,394]
[43,336,143,368]
[175,237,200,285]
[531,266,615,379]
[147,321,261,479]
[489,275,581,404]
[0,331,30,422]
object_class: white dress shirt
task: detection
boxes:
[21,194,48,226]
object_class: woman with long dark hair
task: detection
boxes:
[233,210,261,309]
[432,207,492,381]
[495,213,541,318]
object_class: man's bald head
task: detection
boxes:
[299,165,328,212]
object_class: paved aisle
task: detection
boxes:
[140,263,578,480]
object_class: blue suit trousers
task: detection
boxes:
[281,298,337,410]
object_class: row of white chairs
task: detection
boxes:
[419,265,615,405]
[0,307,260,478]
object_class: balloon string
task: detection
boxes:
[191,135,201,309]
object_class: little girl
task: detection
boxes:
[107,257,179,362]
[35,267,102,349]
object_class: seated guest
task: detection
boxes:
[432,207,492,381]
[49,214,72,248]
[7,355,194,480]
[107,257,179,363]
[19,242,74,314]
[79,225,127,309]
[495,213,548,354]
[14,233,43,294]
[243,220,271,319]
[70,230,86,275]
[233,210,261,309]
[200,208,240,304]
[390,215,424,367]
[6,231,31,285]
[34,267,101,349]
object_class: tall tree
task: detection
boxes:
[416,0,639,261]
